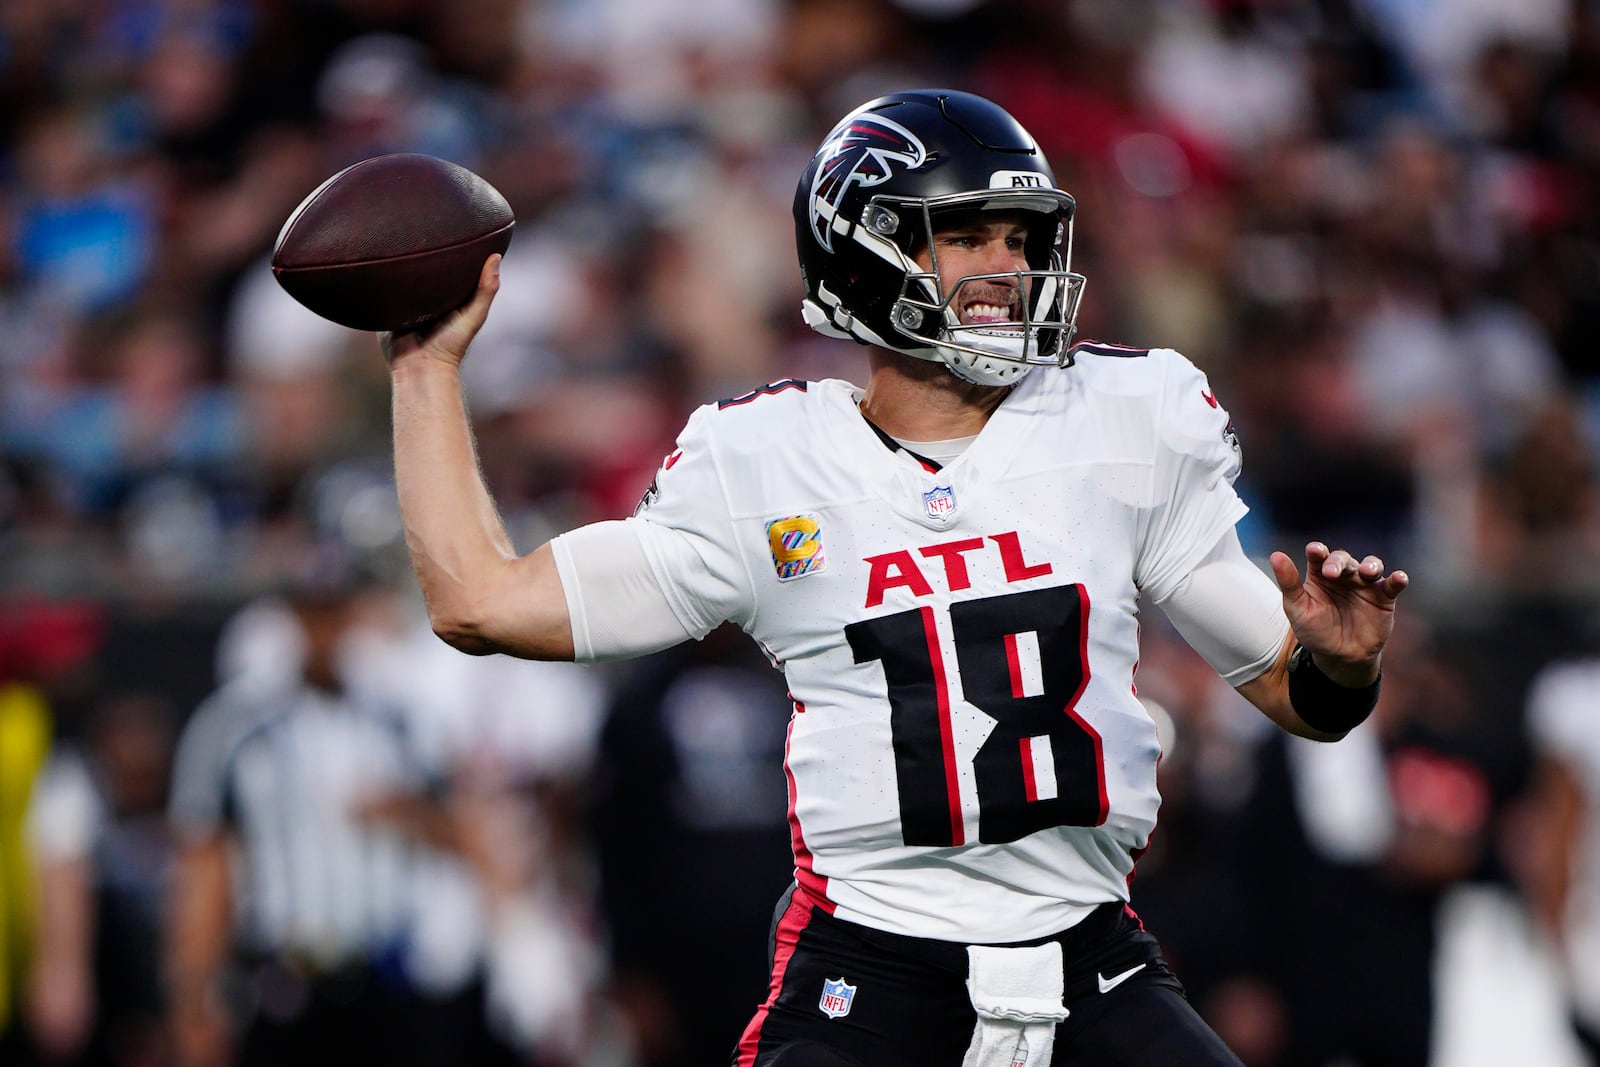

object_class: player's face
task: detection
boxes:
[913,210,1031,328]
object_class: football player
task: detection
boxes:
[380,89,1408,1066]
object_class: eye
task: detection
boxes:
[1006,235,1028,252]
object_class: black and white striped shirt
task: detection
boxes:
[168,677,426,967]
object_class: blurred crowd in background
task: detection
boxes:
[2,0,1600,1065]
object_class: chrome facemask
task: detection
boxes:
[872,191,1088,386]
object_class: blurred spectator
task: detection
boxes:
[591,628,796,1066]
[205,528,623,1065]
[1521,656,1600,1062]
[0,597,106,1064]
[1474,397,1600,597]
[25,691,177,1067]
[220,261,371,520]
[1144,606,1599,1067]
[0,678,53,1064]
[1259,650,1482,1066]
[1139,2,1315,158]
[528,0,780,122]
[8,105,157,318]
[350,597,619,1065]
[164,552,429,1067]
[1364,0,1570,125]
[313,34,497,167]
[2,307,245,522]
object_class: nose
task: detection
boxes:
[979,237,1024,279]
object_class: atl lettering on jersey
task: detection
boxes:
[862,530,1053,608]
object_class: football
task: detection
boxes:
[271,153,515,333]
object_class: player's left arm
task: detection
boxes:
[1154,531,1408,740]
[1139,350,1407,739]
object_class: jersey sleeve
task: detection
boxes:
[1134,350,1248,603]
[553,405,755,658]
[167,694,241,844]
[551,520,697,661]
[26,751,104,862]
[1153,527,1289,686]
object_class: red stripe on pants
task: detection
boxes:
[736,889,818,1066]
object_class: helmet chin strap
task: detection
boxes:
[888,328,1036,388]
[904,268,1046,386]
[933,300,1038,386]
[934,340,1036,387]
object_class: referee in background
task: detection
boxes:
[164,548,428,1067]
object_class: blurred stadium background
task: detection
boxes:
[2,1,1599,1065]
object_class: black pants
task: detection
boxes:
[1576,1012,1600,1065]
[735,886,1243,1067]
[236,958,419,1067]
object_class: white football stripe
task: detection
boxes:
[1027,733,1057,802]
[1013,630,1043,698]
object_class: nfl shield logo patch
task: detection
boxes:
[819,977,856,1019]
[923,484,957,522]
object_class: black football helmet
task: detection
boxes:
[793,89,1086,386]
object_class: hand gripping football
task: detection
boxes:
[271,153,515,332]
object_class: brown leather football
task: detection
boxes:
[271,153,514,332]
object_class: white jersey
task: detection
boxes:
[560,346,1245,943]
[1528,658,1600,1026]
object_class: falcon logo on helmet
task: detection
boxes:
[808,115,927,253]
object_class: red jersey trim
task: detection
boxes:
[783,710,833,909]
[920,605,965,847]
[718,379,808,409]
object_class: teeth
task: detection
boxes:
[965,303,1016,320]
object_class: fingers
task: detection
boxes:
[469,252,502,307]
[1311,542,1361,581]
[448,252,502,333]
[1268,550,1302,596]
[1301,541,1410,601]
[1378,569,1410,600]
[388,254,502,370]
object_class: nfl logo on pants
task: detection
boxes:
[819,977,856,1019]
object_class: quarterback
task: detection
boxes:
[382,90,1407,1066]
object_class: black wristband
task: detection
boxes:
[1286,644,1381,734]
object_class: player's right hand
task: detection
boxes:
[381,253,501,370]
